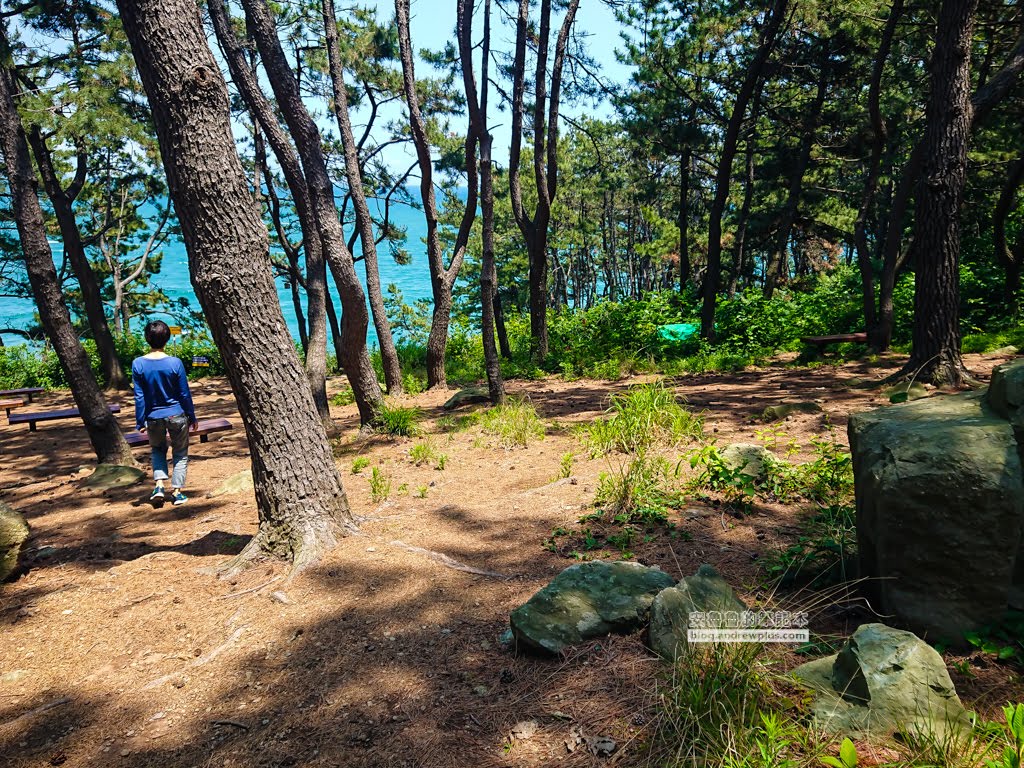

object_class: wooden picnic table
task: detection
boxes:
[123,417,234,447]
[9,403,121,431]
[0,397,27,416]
[0,387,44,403]
[800,332,868,350]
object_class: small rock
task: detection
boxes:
[585,735,617,756]
[473,685,489,696]
[206,469,254,498]
[719,444,774,483]
[761,402,823,421]
[270,591,293,605]
[442,387,490,411]
[510,720,538,740]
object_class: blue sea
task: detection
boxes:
[0,198,437,348]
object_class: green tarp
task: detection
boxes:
[657,323,699,343]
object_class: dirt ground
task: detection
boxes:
[1,351,1021,768]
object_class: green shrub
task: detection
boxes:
[580,380,704,457]
[330,387,356,406]
[373,400,421,437]
[593,454,681,525]
[368,467,391,502]
[478,398,545,448]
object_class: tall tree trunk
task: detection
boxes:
[764,61,827,298]
[459,0,504,404]
[994,156,1024,312]
[701,0,788,339]
[117,0,353,570]
[208,0,334,428]
[322,0,402,395]
[729,132,757,298]
[677,145,692,291]
[0,33,133,467]
[507,0,581,362]
[856,0,904,337]
[240,0,383,425]
[26,132,127,389]
[900,0,978,386]
[395,0,478,389]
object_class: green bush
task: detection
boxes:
[580,380,704,457]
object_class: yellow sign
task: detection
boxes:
[168,325,182,335]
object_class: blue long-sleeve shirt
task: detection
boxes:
[132,355,196,430]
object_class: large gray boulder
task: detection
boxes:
[793,623,970,739]
[648,564,747,660]
[509,561,675,654]
[849,391,1024,640]
[988,359,1024,420]
[0,501,29,581]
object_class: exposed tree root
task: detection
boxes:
[142,625,248,690]
[389,539,513,579]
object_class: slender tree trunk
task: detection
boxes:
[208,0,333,428]
[117,0,353,569]
[322,0,402,395]
[856,0,903,337]
[26,132,127,389]
[764,63,827,298]
[507,0,581,362]
[729,134,757,297]
[240,0,383,425]
[900,0,978,386]
[0,35,133,466]
[701,0,788,339]
[395,0,478,389]
[459,0,504,404]
[995,156,1024,312]
[677,146,692,291]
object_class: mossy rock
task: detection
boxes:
[987,359,1024,420]
[648,564,747,661]
[208,469,254,498]
[883,381,928,404]
[509,560,675,654]
[0,502,29,581]
[82,464,146,489]
[442,387,491,411]
[792,623,970,739]
[761,402,823,421]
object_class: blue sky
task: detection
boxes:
[353,0,636,169]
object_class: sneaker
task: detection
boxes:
[171,490,188,506]
[150,486,165,505]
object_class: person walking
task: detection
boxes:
[132,320,197,506]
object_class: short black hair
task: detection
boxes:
[144,320,171,349]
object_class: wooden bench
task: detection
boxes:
[800,332,868,352]
[0,397,27,416]
[9,403,120,431]
[0,387,44,403]
[123,417,234,447]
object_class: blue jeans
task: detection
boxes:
[147,413,190,488]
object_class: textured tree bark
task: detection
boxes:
[395,0,478,389]
[26,130,127,389]
[322,0,403,395]
[729,132,757,297]
[764,62,827,298]
[700,0,788,339]
[240,0,383,426]
[900,0,979,386]
[208,0,333,430]
[508,0,581,361]
[116,0,353,569]
[0,38,133,466]
[994,156,1024,311]
[459,0,504,404]
[856,0,903,339]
